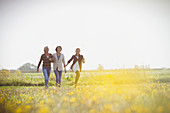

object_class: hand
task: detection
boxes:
[83,58,85,63]
[64,68,67,73]
[49,57,54,62]
[37,69,39,73]
[64,64,68,68]
[49,58,54,62]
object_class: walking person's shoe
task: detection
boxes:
[56,83,58,88]
[74,84,77,88]
[45,86,48,89]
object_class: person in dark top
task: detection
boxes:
[65,48,85,87]
[37,46,53,88]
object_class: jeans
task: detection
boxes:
[54,69,63,87]
[42,67,51,87]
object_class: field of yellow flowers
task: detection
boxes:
[0,69,170,113]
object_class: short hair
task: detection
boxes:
[44,46,49,52]
[55,46,62,51]
[76,48,80,51]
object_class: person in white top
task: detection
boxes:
[65,48,85,87]
[72,56,80,72]
[52,46,66,87]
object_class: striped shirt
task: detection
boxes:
[37,53,53,69]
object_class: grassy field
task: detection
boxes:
[0,69,170,113]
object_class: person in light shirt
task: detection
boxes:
[65,48,85,87]
[53,46,66,88]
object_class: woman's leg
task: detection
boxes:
[42,68,48,88]
[47,68,51,78]
[47,68,51,86]
[58,71,63,87]
[75,70,80,87]
[54,70,59,87]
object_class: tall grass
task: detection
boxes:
[0,69,170,113]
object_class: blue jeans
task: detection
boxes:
[54,69,62,86]
[42,67,51,87]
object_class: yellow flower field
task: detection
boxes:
[0,69,170,113]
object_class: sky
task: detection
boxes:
[0,0,170,70]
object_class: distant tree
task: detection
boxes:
[18,63,37,71]
[146,65,150,69]
[97,64,104,71]
[134,65,139,69]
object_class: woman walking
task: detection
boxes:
[65,48,85,87]
[37,46,53,89]
[53,46,66,88]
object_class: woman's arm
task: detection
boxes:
[65,55,73,67]
[37,55,43,72]
[82,55,85,63]
[49,54,55,63]
[82,58,85,63]
[62,54,66,67]
[62,55,66,73]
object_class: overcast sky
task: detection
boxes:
[0,0,170,70]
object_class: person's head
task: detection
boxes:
[55,46,62,53]
[44,46,49,53]
[75,48,80,55]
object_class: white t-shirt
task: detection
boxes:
[72,56,80,72]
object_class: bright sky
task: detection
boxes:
[0,0,170,70]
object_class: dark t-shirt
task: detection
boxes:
[37,53,53,69]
